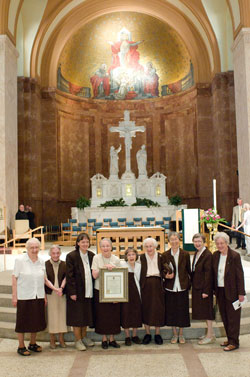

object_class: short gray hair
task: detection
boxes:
[99,238,112,248]
[192,233,206,243]
[244,203,250,211]
[49,245,61,256]
[143,237,158,248]
[214,232,230,245]
[26,237,41,249]
[168,232,181,240]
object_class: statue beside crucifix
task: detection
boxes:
[110,110,145,174]
[90,110,168,207]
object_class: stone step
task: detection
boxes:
[1,317,250,342]
[1,303,249,326]
[0,307,16,322]
[0,293,12,307]
[0,284,12,294]
[1,280,250,341]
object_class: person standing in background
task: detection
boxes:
[26,206,36,229]
[15,204,28,220]
[236,203,250,255]
[232,198,246,250]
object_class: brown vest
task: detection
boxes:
[45,259,66,295]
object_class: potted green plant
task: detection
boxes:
[76,196,91,209]
[168,195,182,206]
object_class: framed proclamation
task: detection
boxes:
[99,268,129,303]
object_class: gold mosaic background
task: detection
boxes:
[59,12,192,91]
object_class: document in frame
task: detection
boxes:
[100,268,128,303]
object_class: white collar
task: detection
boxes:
[171,248,180,257]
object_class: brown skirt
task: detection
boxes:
[165,290,190,327]
[141,276,165,327]
[94,289,121,335]
[66,297,94,327]
[15,298,46,333]
[192,288,215,320]
[121,272,142,329]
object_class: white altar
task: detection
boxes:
[90,110,169,207]
[71,205,187,223]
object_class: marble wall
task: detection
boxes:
[18,75,238,225]
[0,35,18,228]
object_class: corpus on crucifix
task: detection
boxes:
[109,110,145,173]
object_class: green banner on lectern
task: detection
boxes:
[182,209,200,251]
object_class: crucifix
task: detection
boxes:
[110,110,145,173]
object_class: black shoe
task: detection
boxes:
[236,246,240,249]
[125,337,132,346]
[154,334,163,345]
[28,343,42,352]
[132,336,142,344]
[142,334,152,345]
[17,347,31,356]
[242,247,246,250]
[101,341,108,349]
[109,340,120,348]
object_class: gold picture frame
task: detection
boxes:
[99,267,129,303]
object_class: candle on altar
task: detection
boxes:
[213,179,217,212]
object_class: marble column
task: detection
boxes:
[232,28,250,202]
[0,35,19,228]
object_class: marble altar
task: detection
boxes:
[90,110,169,207]
[71,205,187,224]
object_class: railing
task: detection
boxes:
[0,226,45,271]
[219,222,250,238]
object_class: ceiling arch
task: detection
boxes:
[31,0,221,86]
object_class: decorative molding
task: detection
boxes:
[0,34,19,57]
[31,0,214,87]
[232,27,250,51]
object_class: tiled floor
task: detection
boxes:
[1,335,250,377]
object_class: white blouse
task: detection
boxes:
[166,248,184,292]
[79,251,93,298]
[120,260,141,297]
[91,253,120,290]
[145,252,160,277]
[217,254,227,287]
[13,254,45,300]
[193,246,206,271]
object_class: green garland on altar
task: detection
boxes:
[99,198,128,208]
[131,198,160,208]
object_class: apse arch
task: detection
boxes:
[31,0,220,87]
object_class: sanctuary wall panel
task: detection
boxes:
[18,76,238,225]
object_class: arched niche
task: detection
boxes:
[31,0,220,86]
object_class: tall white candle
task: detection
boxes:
[213,179,217,212]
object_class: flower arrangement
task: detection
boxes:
[200,208,226,224]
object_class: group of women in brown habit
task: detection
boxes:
[12,230,245,355]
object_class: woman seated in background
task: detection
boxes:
[140,237,165,345]
[213,232,245,351]
[191,233,215,345]
[120,247,142,346]
[162,232,191,344]
[45,245,67,349]
[12,238,46,356]
[66,233,95,351]
[92,238,121,349]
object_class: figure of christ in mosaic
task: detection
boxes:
[90,27,159,99]
[108,27,144,73]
